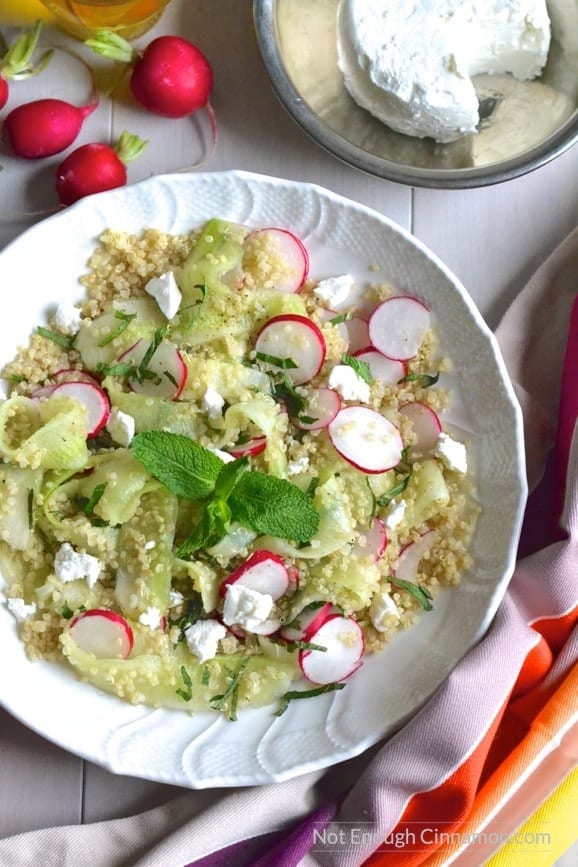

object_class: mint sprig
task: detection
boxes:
[131,432,320,551]
[342,353,372,384]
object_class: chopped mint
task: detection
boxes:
[274,682,346,716]
[341,353,372,384]
[97,310,136,346]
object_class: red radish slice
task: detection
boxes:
[248,228,309,293]
[394,531,434,581]
[220,550,289,601]
[299,613,365,684]
[368,296,431,361]
[287,565,300,593]
[293,387,341,430]
[399,402,442,458]
[118,338,187,400]
[228,435,267,459]
[353,517,388,561]
[328,406,403,473]
[52,368,101,387]
[354,349,406,387]
[346,317,370,354]
[254,315,326,386]
[69,608,134,659]
[52,381,110,438]
[280,601,332,642]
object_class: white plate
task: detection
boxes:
[0,171,526,787]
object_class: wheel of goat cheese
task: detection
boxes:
[336,0,551,143]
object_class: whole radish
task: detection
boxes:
[85,31,213,118]
[55,131,148,205]
[0,20,53,111]
[4,97,98,159]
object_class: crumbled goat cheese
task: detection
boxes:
[169,590,184,608]
[144,271,182,319]
[185,618,227,663]
[53,543,101,588]
[203,386,225,420]
[208,447,235,464]
[385,499,406,530]
[435,433,468,474]
[138,606,163,629]
[314,274,355,307]
[106,407,135,448]
[222,584,273,631]
[7,597,37,623]
[369,591,400,632]
[287,455,310,475]
[54,302,83,336]
[328,364,371,402]
[144,540,156,550]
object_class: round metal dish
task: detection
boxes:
[254,0,578,189]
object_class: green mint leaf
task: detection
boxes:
[61,602,74,620]
[328,312,352,325]
[398,371,440,388]
[389,578,434,611]
[341,353,372,384]
[176,498,230,558]
[201,665,210,686]
[97,361,138,379]
[214,457,249,501]
[97,310,136,346]
[176,665,193,701]
[168,594,203,642]
[255,351,298,370]
[37,327,74,350]
[271,372,308,419]
[229,471,319,542]
[274,682,346,716]
[210,657,249,721]
[132,431,222,500]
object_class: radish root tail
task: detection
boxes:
[176,100,218,173]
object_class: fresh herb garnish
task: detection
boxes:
[169,594,203,641]
[201,665,210,686]
[96,361,137,378]
[398,371,440,388]
[274,682,346,716]
[376,448,413,507]
[76,482,108,526]
[341,353,372,384]
[61,602,74,620]
[27,489,33,529]
[306,477,320,498]
[8,374,26,383]
[97,310,137,346]
[210,658,250,721]
[282,639,327,653]
[271,372,308,419]
[37,327,74,350]
[283,600,325,633]
[255,351,298,370]
[176,665,193,701]
[389,578,434,611]
[132,432,319,553]
[298,415,318,426]
[328,312,352,325]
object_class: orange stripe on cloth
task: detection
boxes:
[363,610,578,867]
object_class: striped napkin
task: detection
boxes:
[1,230,576,867]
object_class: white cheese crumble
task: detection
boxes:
[208,446,235,464]
[7,597,37,623]
[169,590,184,608]
[313,274,355,307]
[144,540,156,550]
[385,499,406,530]
[184,618,227,663]
[138,606,163,629]
[369,591,400,632]
[435,433,468,474]
[54,302,83,336]
[144,271,182,320]
[337,0,551,143]
[53,543,101,588]
[106,407,135,448]
[328,364,371,403]
[222,584,274,631]
[202,386,225,420]
[287,455,310,475]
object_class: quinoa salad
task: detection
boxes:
[0,219,478,719]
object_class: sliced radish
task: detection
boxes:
[352,517,387,561]
[280,601,332,642]
[248,228,309,293]
[394,530,435,581]
[228,435,267,459]
[51,381,110,438]
[287,565,300,593]
[328,406,403,473]
[220,550,289,601]
[254,315,326,385]
[346,317,370,354]
[299,613,365,684]
[399,402,442,459]
[118,338,187,400]
[68,608,134,659]
[293,387,341,430]
[368,296,431,361]
[354,349,406,387]
[52,368,101,387]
